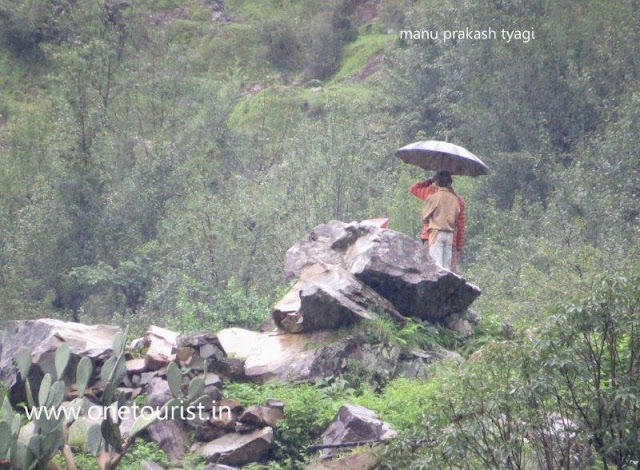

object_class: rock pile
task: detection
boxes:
[0,219,481,467]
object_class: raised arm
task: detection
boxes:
[409,179,436,201]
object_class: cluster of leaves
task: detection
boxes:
[377,275,640,469]
[225,382,345,468]
[360,316,461,353]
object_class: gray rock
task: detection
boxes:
[144,326,178,370]
[215,328,400,385]
[273,263,403,333]
[177,332,220,348]
[305,451,377,469]
[193,424,227,442]
[125,358,147,374]
[345,228,481,321]
[201,343,225,360]
[265,398,284,410]
[320,404,396,458]
[210,408,237,431]
[284,221,481,323]
[146,377,172,408]
[0,319,120,405]
[444,314,473,337]
[129,337,149,351]
[141,462,166,470]
[203,464,237,470]
[238,405,284,427]
[192,427,273,466]
[176,346,197,363]
[140,371,157,386]
[147,418,190,463]
[284,220,349,280]
[204,384,223,401]
[205,373,223,388]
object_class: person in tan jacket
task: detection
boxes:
[421,170,461,271]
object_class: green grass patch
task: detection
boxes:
[352,377,442,430]
[225,0,303,22]
[52,439,169,469]
[227,86,301,133]
[330,33,394,84]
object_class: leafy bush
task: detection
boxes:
[360,316,461,352]
[302,12,344,81]
[0,0,65,52]
[117,439,170,469]
[353,377,442,431]
[376,275,640,469]
[534,275,640,469]
[225,382,345,467]
[168,276,271,333]
[261,19,303,72]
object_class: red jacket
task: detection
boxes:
[410,179,466,252]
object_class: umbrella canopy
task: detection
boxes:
[396,140,489,176]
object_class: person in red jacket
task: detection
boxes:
[410,171,466,272]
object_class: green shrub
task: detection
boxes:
[0,0,66,52]
[302,12,344,80]
[261,19,303,72]
[360,316,461,352]
[353,377,442,431]
[225,382,346,467]
[534,275,640,469]
[168,276,271,333]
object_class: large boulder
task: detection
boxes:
[144,326,179,370]
[306,451,377,470]
[191,427,273,466]
[394,348,464,380]
[214,328,400,384]
[284,220,480,322]
[318,404,396,459]
[284,220,348,279]
[0,319,120,405]
[272,263,404,333]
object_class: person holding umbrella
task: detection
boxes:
[410,171,465,272]
[396,140,489,272]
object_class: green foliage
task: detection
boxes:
[360,316,459,352]
[376,275,640,469]
[117,440,170,470]
[167,276,271,334]
[534,275,640,468]
[302,12,345,81]
[330,32,393,83]
[354,377,442,431]
[315,376,355,400]
[1,344,71,468]
[261,19,303,72]
[226,382,345,467]
[0,0,68,53]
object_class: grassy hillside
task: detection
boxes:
[1,0,640,467]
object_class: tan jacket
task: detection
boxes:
[421,187,460,234]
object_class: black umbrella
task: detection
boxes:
[396,140,489,176]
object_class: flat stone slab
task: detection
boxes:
[192,427,273,466]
